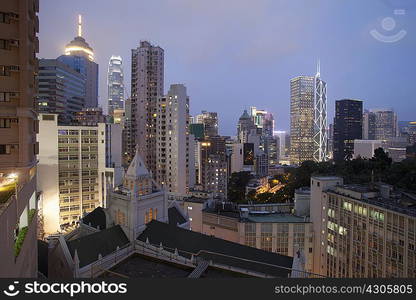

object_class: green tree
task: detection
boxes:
[228,171,253,203]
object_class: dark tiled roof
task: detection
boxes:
[67,225,129,267]
[137,220,293,277]
[81,207,107,230]
[38,240,49,277]
[168,206,187,226]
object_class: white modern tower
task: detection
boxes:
[313,61,328,162]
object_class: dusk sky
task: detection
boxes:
[39,0,416,135]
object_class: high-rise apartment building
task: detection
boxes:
[290,65,328,165]
[37,58,85,123]
[333,99,363,162]
[290,76,315,164]
[156,84,193,195]
[129,41,164,171]
[371,109,398,140]
[107,55,124,116]
[195,111,219,137]
[37,113,122,234]
[199,136,227,199]
[311,176,416,278]
[58,15,98,108]
[0,0,39,277]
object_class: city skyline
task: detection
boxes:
[38,0,416,134]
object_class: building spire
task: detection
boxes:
[316,59,321,77]
[77,14,82,37]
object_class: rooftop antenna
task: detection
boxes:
[316,59,321,77]
[77,14,82,37]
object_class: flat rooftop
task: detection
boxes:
[328,185,416,218]
[184,197,208,204]
[100,253,250,278]
[312,176,342,181]
[244,213,310,223]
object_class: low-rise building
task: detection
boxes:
[311,176,416,278]
[202,202,314,273]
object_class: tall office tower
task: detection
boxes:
[371,109,398,140]
[237,110,256,143]
[195,111,219,137]
[130,41,164,171]
[290,64,328,164]
[327,123,334,159]
[273,130,287,160]
[58,15,98,108]
[362,110,376,140]
[37,58,85,123]
[265,136,278,167]
[107,55,124,116]
[311,176,416,278]
[313,64,328,162]
[0,0,39,277]
[156,84,193,195]
[290,76,315,164]
[263,112,274,137]
[37,113,122,234]
[199,136,227,199]
[333,99,363,162]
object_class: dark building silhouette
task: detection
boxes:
[333,99,363,162]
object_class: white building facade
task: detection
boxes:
[37,113,122,235]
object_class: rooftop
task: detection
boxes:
[99,253,247,278]
[244,213,310,223]
[66,225,129,267]
[137,220,294,278]
[168,206,187,226]
[184,197,208,204]
[81,206,107,229]
[203,203,240,219]
[328,184,416,218]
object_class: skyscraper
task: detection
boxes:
[290,76,315,164]
[371,109,398,140]
[333,99,363,162]
[362,110,376,140]
[290,64,328,165]
[129,41,164,172]
[156,84,193,195]
[195,111,219,137]
[58,15,98,108]
[313,63,328,162]
[0,0,39,277]
[37,58,85,123]
[107,55,124,116]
